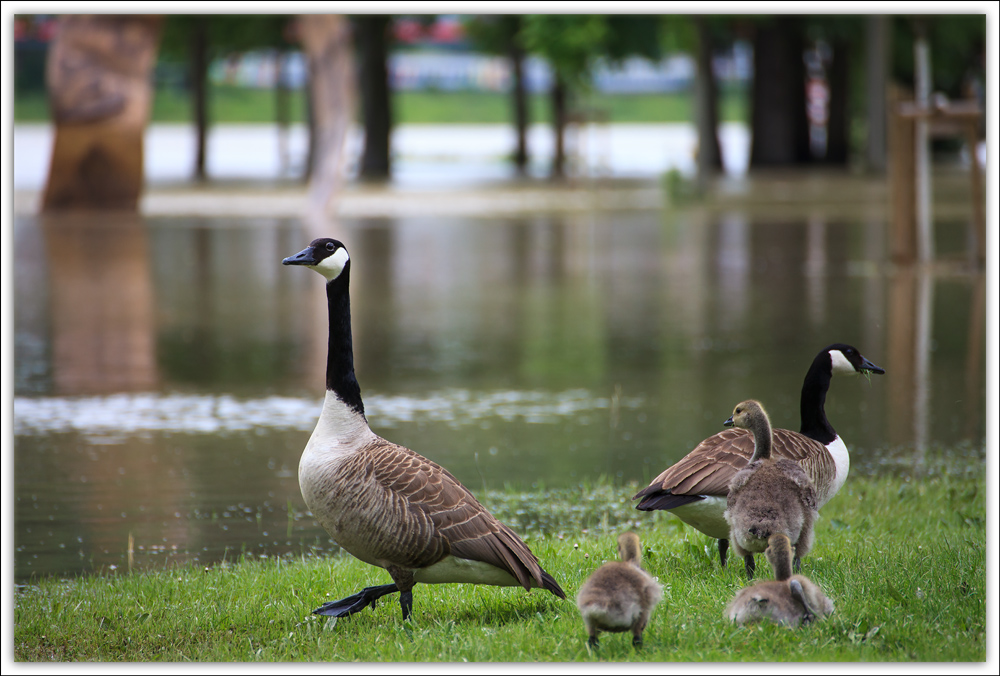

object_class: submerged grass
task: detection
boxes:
[14,472,987,663]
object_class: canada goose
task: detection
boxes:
[726,534,834,627]
[633,344,883,566]
[722,400,818,579]
[576,532,662,648]
[283,238,566,621]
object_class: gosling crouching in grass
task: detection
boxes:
[725,531,834,628]
[576,532,662,649]
[722,400,819,580]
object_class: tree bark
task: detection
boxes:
[297,14,355,216]
[355,15,392,180]
[749,16,810,168]
[694,16,725,179]
[42,14,163,211]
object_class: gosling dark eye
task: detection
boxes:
[326,242,335,251]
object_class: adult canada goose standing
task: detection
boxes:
[725,530,834,627]
[283,238,565,621]
[576,532,662,648]
[722,400,818,579]
[633,344,883,566]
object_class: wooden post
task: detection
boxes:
[887,84,916,263]
[42,15,163,211]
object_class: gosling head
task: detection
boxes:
[282,238,350,282]
[724,399,768,431]
[825,343,885,378]
[616,531,643,566]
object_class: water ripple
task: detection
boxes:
[13,389,645,438]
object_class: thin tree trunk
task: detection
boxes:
[356,15,391,180]
[823,37,850,165]
[276,47,290,175]
[508,16,529,175]
[42,14,163,211]
[694,16,725,180]
[749,16,810,167]
[550,73,566,179]
[192,17,208,182]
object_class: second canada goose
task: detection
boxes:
[283,238,565,621]
[576,532,662,648]
[633,344,883,566]
[723,400,818,579]
[726,532,834,627]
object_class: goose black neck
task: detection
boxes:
[799,353,836,444]
[324,268,365,416]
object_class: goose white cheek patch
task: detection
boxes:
[829,349,856,375]
[315,247,350,281]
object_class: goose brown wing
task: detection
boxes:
[368,440,564,597]
[769,431,835,502]
[634,428,756,502]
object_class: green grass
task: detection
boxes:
[14,85,748,125]
[13,469,986,662]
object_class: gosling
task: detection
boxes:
[576,532,662,649]
[725,532,834,628]
[723,400,819,579]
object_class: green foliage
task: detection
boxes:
[891,14,986,97]
[159,15,296,62]
[14,472,986,662]
[520,15,612,87]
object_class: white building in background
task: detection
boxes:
[207,45,752,94]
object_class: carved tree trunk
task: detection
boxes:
[42,15,163,211]
[297,14,355,217]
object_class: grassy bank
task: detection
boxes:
[14,86,748,125]
[13,472,986,662]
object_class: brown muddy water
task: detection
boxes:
[12,206,987,581]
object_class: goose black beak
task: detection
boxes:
[723,416,735,427]
[859,356,885,375]
[282,246,318,266]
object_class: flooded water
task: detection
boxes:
[12,206,986,582]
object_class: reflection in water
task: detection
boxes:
[13,210,986,581]
[41,213,158,394]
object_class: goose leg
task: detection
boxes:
[743,554,756,580]
[313,583,399,617]
[588,635,600,648]
[718,539,729,567]
[386,565,416,621]
[793,555,802,573]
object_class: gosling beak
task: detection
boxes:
[723,416,735,427]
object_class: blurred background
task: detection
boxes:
[9,10,992,581]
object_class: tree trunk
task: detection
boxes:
[191,17,208,181]
[865,15,889,172]
[355,15,392,180]
[550,73,567,179]
[42,15,163,211]
[508,16,529,175]
[749,16,810,168]
[297,15,355,217]
[694,16,725,180]
[276,47,290,175]
[822,37,850,165]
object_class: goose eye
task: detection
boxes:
[326,242,336,251]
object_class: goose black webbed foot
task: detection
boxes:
[313,583,399,617]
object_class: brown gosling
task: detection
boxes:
[576,532,663,649]
[725,532,834,628]
[722,400,819,580]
